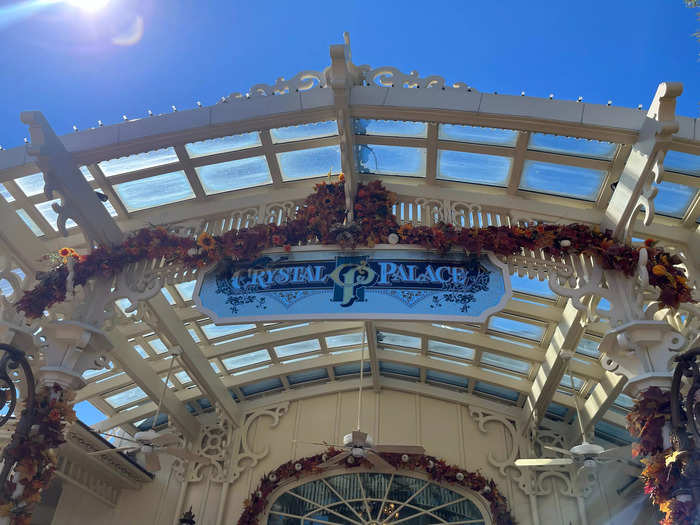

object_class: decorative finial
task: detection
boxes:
[179,506,196,525]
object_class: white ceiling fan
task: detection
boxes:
[298,327,425,470]
[89,347,210,472]
[514,364,630,483]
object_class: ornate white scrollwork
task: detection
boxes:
[223,71,327,101]
[362,66,474,91]
[188,403,289,483]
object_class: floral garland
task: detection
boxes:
[627,387,697,525]
[239,449,516,525]
[0,384,76,525]
[15,177,694,318]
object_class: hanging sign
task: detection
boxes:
[194,247,511,323]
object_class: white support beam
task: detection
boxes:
[365,321,380,390]
[507,131,530,195]
[425,123,439,183]
[580,371,627,435]
[521,301,585,428]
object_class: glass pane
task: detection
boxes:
[653,181,696,218]
[528,133,617,160]
[511,274,556,299]
[175,280,196,301]
[438,150,511,186]
[0,183,14,202]
[357,145,426,177]
[594,420,633,445]
[354,119,428,138]
[103,199,118,217]
[148,338,168,354]
[325,474,363,500]
[439,124,518,146]
[98,148,178,176]
[480,352,530,374]
[292,480,339,506]
[105,386,146,408]
[196,156,271,194]
[35,200,77,230]
[577,338,600,358]
[221,350,270,370]
[520,161,605,201]
[614,393,635,409]
[275,340,321,357]
[358,473,392,500]
[16,209,43,236]
[278,146,341,181]
[663,150,700,176]
[201,323,256,339]
[174,370,192,384]
[270,492,319,516]
[378,332,420,348]
[80,166,94,181]
[433,499,483,522]
[270,121,338,143]
[114,171,195,211]
[379,361,420,377]
[333,362,370,377]
[560,374,584,391]
[488,316,544,341]
[240,377,283,396]
[287,368,328,385]
[73,401,106,426]
[133,344,149,358]
[326,333,364,348]
[186,132,260,158]
[425,369,468,388]
[427,340,474,360]
[473,381,519,401]
[15,173,44,196]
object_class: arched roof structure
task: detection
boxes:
[0,34,698,450]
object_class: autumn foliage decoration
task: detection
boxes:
[15,177,695,318]
[0,384,76,525]
[238,449,516,525]
[626,387,697,525]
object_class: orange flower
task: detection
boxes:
[197,232,216,251]
[57,247,78,263]
[652,264,668,277]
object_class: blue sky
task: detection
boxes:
[0,1,698,149]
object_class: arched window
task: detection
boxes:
[267,472,489,525]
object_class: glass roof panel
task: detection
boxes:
[270,121,338,143]
[105,386,146,408]
[277,145,341,181]
[79,166,94,181]
[379,361,420,378]
[356,145,426,177]
[334,362,370,376]
[614,393,635,410]
[73,401,106,426]
[480,352,530,374]
[653,181,696,218]
[0,183,15,202]
[577,337,600,358]
[426,369,468,388]
[663,150,700,176]
[520,161,605,201]
[196,156,271,194]
[473,382,519,402]
[186,132,261,158]
[148,338,169,354]
[161,288,176,305]
[201,323,256,339]
[378,332,421,349]
[103,199,118,217]
[511,274,556,299]
[560,374,584,391]
[287,368,328,385]
[354,119,427,138]
[438,150,511,186]
[595,420,633,445]
[15,173,45,196]
[133,344,149,358]
[326,333,364,348]
[175,280,196,301]
[15,209,43,236]
[528,133,617,160]
[221,349,270,370]
[98,147,178,176]
[427,340,474,360]
[187,329,200,342]
[275,339,321,357]
[114,171,195,211]
[488,316,544,341]
[35,199,77,230]
[240,377,283,396]
[174,370,192,384]
[439,125,518,146]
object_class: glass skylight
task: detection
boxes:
[103,199,118,217]
[196,156,271,195]
[520,161,605,201]
[240,377,283,396]
[0,183,14,202]
[35,200,77,230]
[426,369,468,388]
[356,145,426,177]
[188,329,200,342]
[105,387,146,408]
[488,316,545,341]
[287,368,328,385]
[98,148,178,176]
[201,323,256,339]
[175,280,196,301]
[15,173,44,196]
[73,401,106,426]
[663,150,700,176]
[148,338,169,354]
[114,171,195,211]
[270,121,338,143]
[528,133,617,160]
[277,145,341,181]
[221,350,270,370]
[325,333,364,348]
[577,337,600,358]
[79,166,94,181]
[473,382,519,402]
[354,119,428,138]
[15,209,43,236]
[427,340,475,360]
[438,150,511,186]
[511,274,557,299]
[133,344,149,359]
[560,374,584,391]
[480,352,530,374]
[438,125,518,146]
[186,132,261,158]
[275,340,321,357]
[653,181,696,218]
[379,361,420,378]
[379,332,421,349]
[334,362,370,376]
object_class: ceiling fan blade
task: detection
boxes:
[163,447,211,464]
[88,446,139,456]
[365,450,395,471]
[293,439,344,447]
[543,445,574,457]
[515,458,574,467]
[598,446,631,459]
[351,431,367,444]
[99,432,140,444]
[145,451,162,472]
[373,444,425,455]
[319,451,351,468]
[151,432,180,447]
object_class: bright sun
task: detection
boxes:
[66,0,110,11]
